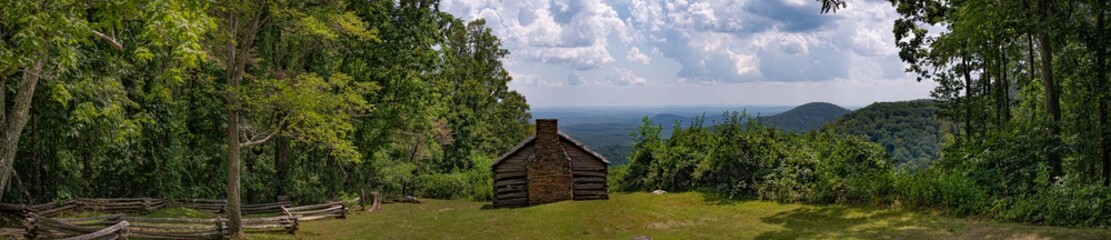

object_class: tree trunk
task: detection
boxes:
[1097,7,1110,186]
[1027,34,1038,119]
[1001,42,1010,123]
[274,135,289,199]
[226,73,243,237]
[1038,0,1063,178]
[963,55,974,137]
[0,53,47,200]
[221,4,264,236]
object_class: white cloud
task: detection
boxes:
[626,46,650,64]
[442,0,631,70]
[613,67,648,85]
[509,71,565,87]
[567,73,585,86]
[442,0,930,106]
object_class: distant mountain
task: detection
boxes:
[756,102,850,132]
[649,113,687,125]
[560,123,637,165]
[824,100,950,168]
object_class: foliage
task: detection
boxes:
[825,100,951,169]
[411,156,493,201]
[754,102,849,133]
[883,0,1111,228]
[616,112,895,205]
[2,0,530,207]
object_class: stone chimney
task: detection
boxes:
[526,119,574,205]
[535,119,559,144]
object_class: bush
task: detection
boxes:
[996,178,1111,227]
[412,156,493,201]
[892,168,990,216]
[619,112,896,205]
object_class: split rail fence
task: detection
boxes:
[0,197,357,239]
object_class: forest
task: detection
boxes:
[1,0,530,236]
[824,100,949,169]
[616,0,1111,228]
[3,0,1111,238]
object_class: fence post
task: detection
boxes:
[360,189,366,211]
[370,192,382,212]
[119,220,131,240]
[216,215,226,238]
[339,201,348,219]
[281,206,297,234]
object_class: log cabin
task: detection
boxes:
[491,119,610,208]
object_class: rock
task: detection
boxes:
[393,196,421,204]
[650,190,667,195]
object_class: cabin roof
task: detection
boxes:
[491,131,611,168]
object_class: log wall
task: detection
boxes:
[493,143,532,208]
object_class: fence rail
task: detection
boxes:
[5,197,356,239]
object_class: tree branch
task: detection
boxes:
[91,30,123,51]
[240,130,277,148]
[239,114,289,148]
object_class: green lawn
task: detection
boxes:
[252,192,1111,239]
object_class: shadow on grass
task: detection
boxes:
[754,205,940,240]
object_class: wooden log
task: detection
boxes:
[57,214,126,223]
[572,190,608,196]
[297,213,343,221]
[128,230,223,239]
[497,187,526,195]
[117,216,223,224]
[37,204,77,216]
[573,194,609,200]
[494,172,527,180]
[0,203,26,211]
[285,201,343,211]
[496,191,527,200]
[290,205,343,216]
[243,201,291,208]
[573,183,606,190]
[175,199,227,204]
[59,221,129,240]
[494,166,527,174]
[573,177,606,184]
[571,171,606,178]
[494,179,527,187]
[127,223,218,231]
[493,198,528,207]
[571,165,606,171]
[77,198,154,202]
[241,216,296,223]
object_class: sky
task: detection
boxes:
[439,0,938,108]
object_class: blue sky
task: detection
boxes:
[440,0,938,107]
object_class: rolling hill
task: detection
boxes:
[824,100,950,168]
[756,102,851,132]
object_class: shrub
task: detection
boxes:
[412,156,494,201]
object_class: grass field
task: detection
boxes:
[252,192,1111,239]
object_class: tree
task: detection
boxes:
[818,0,847,13]
[208,0,377,236]
[0,0,210,200]
[438,17,531,169]
[1036,0,1063,177]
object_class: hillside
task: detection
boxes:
[561,123,637,165]
[252,193,1111,240]
[561,104,847,164]
[825,100,949,168]
[756,102,850,132]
